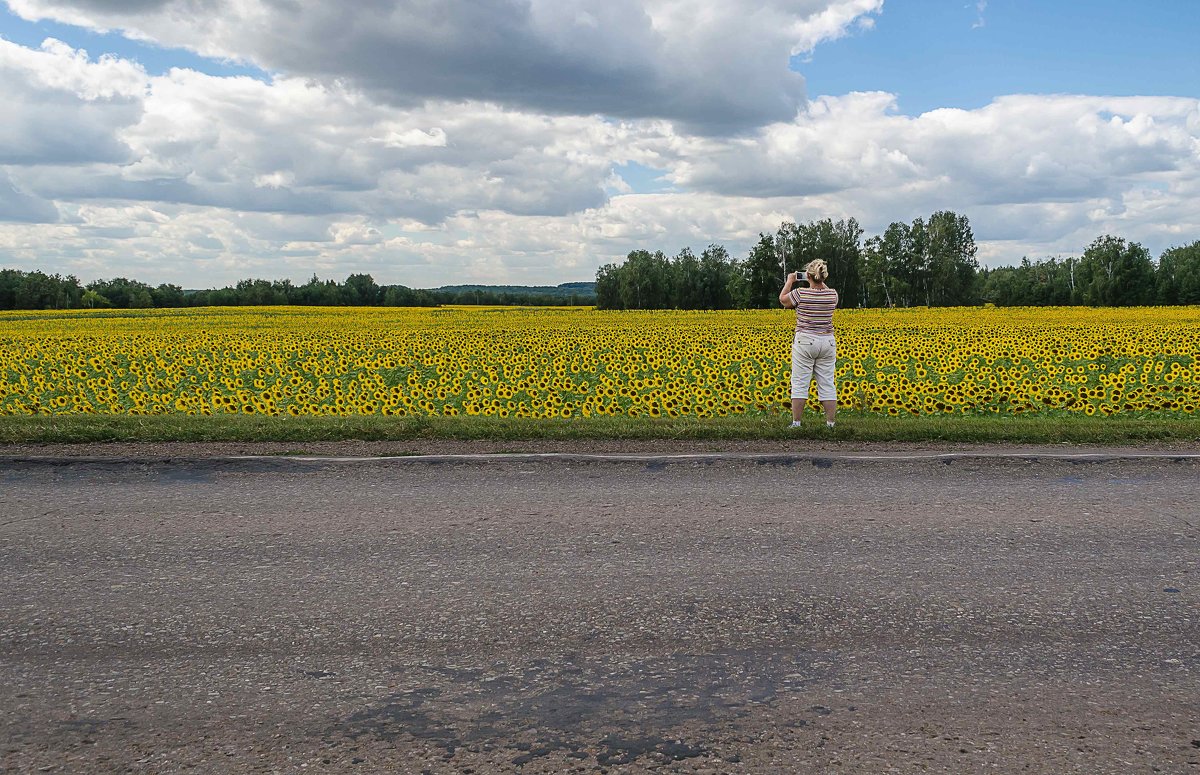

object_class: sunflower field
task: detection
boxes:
[0,305,1197,419]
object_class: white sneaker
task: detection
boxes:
[790,420,803,428]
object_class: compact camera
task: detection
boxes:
[794,271,807,282]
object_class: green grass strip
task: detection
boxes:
[1,413,1197,445]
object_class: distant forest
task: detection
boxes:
[0,273,597,311]
[595,211,1200,310]
[2,210,1198,311]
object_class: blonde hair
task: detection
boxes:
[804,259,829,283]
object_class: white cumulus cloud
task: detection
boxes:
[5,0,883,131]
[0,2,1198,288]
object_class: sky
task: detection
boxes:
[0,0,1197,289]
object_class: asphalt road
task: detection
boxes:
[1,452,1198,774]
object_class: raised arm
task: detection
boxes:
[779,272,799,308]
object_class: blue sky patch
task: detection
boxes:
[614,162,672,195]
[0,5,268,79]
[793,0,1199,115]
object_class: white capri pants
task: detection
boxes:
[790,332,837,401]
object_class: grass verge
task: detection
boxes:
[0,413,1198,445]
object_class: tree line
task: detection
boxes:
[979,238,1200,307]
[0,272,596,311]
[3,210,1198,311]
[595,211,1200,309]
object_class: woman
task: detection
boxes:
[779,259,838,428]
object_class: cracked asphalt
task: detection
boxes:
[1,451,1198,774]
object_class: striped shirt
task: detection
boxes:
[788,287,838,334]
